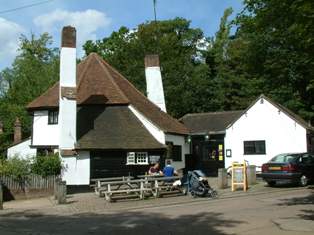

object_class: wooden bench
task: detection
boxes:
[91,176,134,196]
[148,176,183,198]
[101,179,152,202]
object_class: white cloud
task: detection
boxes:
[0,18,25,67]
[34,9,111,55]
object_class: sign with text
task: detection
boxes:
[231,161,248,192]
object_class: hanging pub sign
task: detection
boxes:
[231,161,248,192]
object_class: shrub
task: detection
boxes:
[31,153,62,177]
[0,156,31,179]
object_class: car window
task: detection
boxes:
[270,154,298,163]
[300,154,314,164]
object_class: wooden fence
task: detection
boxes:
[0,174,56,190]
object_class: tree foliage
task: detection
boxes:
[232,0,314,123]
[0,33,59,154]
[0,156,31,179]
[84,18,212,117]
[31,154,62,177]
[0,0,312,156]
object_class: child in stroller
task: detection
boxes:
[183,170,218,198]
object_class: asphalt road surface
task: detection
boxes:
[0,187,313,235]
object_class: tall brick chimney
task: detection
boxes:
[144,55,167,112]
[14,118,22,144]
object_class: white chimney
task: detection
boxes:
[144,55,167,112]
[59,26,77,152]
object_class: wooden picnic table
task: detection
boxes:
[92,176,134,196]
[100,179,152,202]
[95,175,184,202]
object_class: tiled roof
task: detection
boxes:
[27,53,188,135]
[77,106,165,149]
[180,111,243,134]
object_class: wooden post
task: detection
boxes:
[0,183,3,210]
[54,178,60,200]
[217,168,228,189]
[140,181,144,199]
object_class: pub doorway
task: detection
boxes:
[190,134,225,176]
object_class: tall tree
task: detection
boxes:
[205,7,255,111]
[0,33,59,154]
[83,18,211,118]
[233,0,314,123]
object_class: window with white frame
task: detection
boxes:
[136,152,148,164]
[126,152,148,165]
[126,152,135,165]
[48,110,58,125]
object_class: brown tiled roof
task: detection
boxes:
[77,106,165,149]
[181,111,243,134]
[27,53,188,135]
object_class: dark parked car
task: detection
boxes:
[261,153,314,186]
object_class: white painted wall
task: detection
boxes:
[165,134,189,170]
[145,66,167,112]
[32,110,59,146]
[129,105,166,144]
[225,98,307,169]
[59,47,77,150]
[7,139,36,160]
[129,105,189,170]
[61,151,90,185]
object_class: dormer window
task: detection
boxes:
[48,110,58,125]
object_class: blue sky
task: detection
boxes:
[0,0,243,70]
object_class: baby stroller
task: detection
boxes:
[183,170,218,198]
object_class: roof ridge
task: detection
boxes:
[100,59,187,131]
[93,54,129,103]
[183,110,244,118]
[261,95,313,130]
[77,54,94,91]
[100,58,152,106]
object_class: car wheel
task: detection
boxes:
[299,175,308,187]
[267,181,276,187]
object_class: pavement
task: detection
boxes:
[0,179,313,234]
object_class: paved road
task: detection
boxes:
[0,187,313,235]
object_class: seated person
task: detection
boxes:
[148,163,162,175]
[163,159,178,177]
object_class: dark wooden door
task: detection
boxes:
[191,135,225,176]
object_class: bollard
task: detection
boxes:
[247,165,256,185]
[0,183,3,210]
[57,181,67,204]
[217,168,228,189]
[54,178,61,200]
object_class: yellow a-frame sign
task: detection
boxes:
[231,161,248,192]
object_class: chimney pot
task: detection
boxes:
[14,118,22,144]
[145,55,160,67]
[61,26,76,48]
